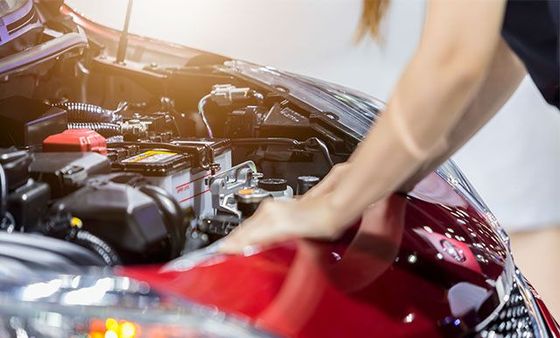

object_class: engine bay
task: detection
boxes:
[0,6,363,267]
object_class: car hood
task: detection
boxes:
[122,172,509,338]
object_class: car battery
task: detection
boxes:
[112,139,232,215]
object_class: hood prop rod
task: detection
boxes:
[116,0,134,65]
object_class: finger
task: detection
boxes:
[218,219,257,254]
[219,215,294,254]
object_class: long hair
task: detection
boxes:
[357,0,390,41]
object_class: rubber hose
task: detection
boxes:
[68,122,122,138]
[53,102,122,123]
[71,230,122,266]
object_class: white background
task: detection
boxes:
[67,0,560,231]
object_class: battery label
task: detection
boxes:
[121,150,178,164]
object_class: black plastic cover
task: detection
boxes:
[52,173,185,264]
[0,96,67,148]
[30,152,111,198]
[7,180,50,232]
[0,148,32,191]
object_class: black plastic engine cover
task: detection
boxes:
[30,152,111,198]
[51,173,185,264]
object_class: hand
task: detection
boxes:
[218,196,348,254]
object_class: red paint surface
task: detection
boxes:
[122,173,514,337]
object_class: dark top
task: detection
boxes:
[501,0,559,108]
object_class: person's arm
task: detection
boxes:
[220,0,516,253]
[322,0,507,224]
[308,38,525,197]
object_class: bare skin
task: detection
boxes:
[220,0,526,254]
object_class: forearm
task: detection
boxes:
[322,55,490,226]
[400,39,526,190]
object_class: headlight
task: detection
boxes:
[0,270,273,338]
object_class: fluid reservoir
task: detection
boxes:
[234,188,271,218]
[258,178,293,200]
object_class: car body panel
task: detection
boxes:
[122,172,508,337]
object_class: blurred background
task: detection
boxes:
[67,0,560,316]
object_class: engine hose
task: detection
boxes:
[69,229,122,266]
[68,122,122,138]
[52,102,125,123]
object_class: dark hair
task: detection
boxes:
[357,0,390,40]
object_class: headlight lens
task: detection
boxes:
[0,270,272,338]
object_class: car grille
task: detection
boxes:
[475,281,536,338]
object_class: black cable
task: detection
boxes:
[53,102,123,123]
[69,229,122,266]
[68,122,122,138]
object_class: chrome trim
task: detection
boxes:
[516,269,548,338]
[473,255,515,332]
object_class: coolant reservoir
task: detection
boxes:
[234,188,271,218]
[258,178,293,200]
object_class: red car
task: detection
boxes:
[0,1,557,337]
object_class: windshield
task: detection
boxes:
[222,60,383,140]
[0,0,26,17]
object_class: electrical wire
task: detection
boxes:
[197,94,214,138]
[68,122,122,137]
[70,229,122,266]
[304,137,335,168]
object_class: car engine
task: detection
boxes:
[0,0,364,268]
[0,78,349,265]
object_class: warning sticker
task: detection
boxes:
[122,150,178,164]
